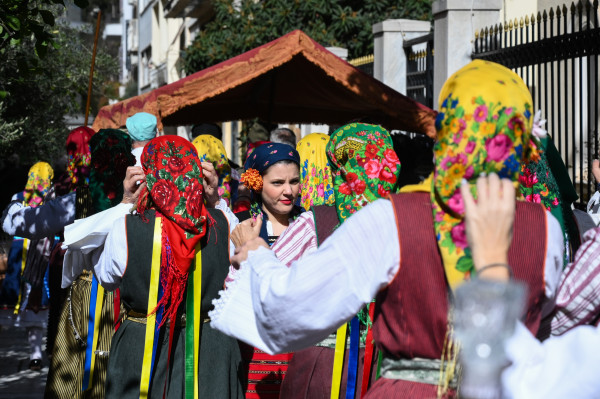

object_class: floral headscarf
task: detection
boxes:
[192,135,232,205]
[65,126,94,188]
[326,123,401,222]
[137,136,208,325]
[433,60,536,288]
[89,129,135,213]
[22,162,54,207]
[297,133,334,211]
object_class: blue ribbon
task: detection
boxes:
[82,276,99,391]
[345,316,360,399]
[149,282,164,384]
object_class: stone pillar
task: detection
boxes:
[373,19,431,95]
[326,46,348,61]
[433,0,502,108]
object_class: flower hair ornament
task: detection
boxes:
[240,168,263,192]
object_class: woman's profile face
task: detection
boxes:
[260,162,300,216]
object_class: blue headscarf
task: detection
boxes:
[244,142,300,172]
[243,142,302,245]
[126,112,157,141]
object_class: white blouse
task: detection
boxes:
[209,198,564,355]
[62,199,238,290]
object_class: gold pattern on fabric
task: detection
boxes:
[192,135,232,205]
[296,133,334,210]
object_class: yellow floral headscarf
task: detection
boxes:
[23,162,54,207]
[433,60,536,288]
[192,135,232,205]
[296,133,334,211]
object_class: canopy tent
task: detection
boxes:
[93,30,436,138]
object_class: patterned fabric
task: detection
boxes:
[22,162,54,207]
[193,134,232,205]
[296,133,334,210]
[137,136,208,325]
[433,59,536,288]
[326,123,401,223]
[551,227,600,335]
[89,129,135,213]
[519,150,560,211]
[65,126,94,189]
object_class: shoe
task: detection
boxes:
[29,359,42,371]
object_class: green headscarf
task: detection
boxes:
[326,123,401,222]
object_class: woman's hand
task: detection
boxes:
[121,166,146,204]
[202,161,220,208]
[231,237,269,269]
[231,215,262,249]
[460,173,515,281]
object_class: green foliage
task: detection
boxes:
[184,0,432,73]
[0,22,119,163]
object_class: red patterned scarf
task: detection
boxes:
[137,136,208,325]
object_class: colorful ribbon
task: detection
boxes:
[14,238,29,315]
[360,303,376,398]
[82,275,104,391]
[185,245,202,399]
[139,217,162,398]
[345,316,360,399]
[330,324,348,399]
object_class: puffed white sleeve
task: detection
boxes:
[215,198,239,233]
[61,202,132,288]
[93,216,128,291]
[502,321,600,399]
[2,192,76,239]
[210,199,400,354]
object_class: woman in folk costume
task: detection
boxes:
[94,135,244,398]
[211,60,564,398]
[272,125,399,398]
[228,142,302,399]
[0,161,54,370]
[45,129,135,398]
[192,134,234,206]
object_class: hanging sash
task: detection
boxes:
[82,275,104,391]
[14,238,29,315]
[345,316,360,399]
[139,217,163,398]
[360,303,377,398]
[185,245,202,399]
[330,324,348,399]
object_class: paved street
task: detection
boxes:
[0,310,47,398]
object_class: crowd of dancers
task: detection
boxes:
[1,60,600,399]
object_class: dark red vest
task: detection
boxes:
[373,192,548,360]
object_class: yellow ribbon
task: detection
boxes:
[139,217,162,398]
[330,324,348,399]
[193,246,202,399]
[14,238,29,315]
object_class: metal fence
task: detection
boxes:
[348,54,374,76]
[472,0,600,207]
[404,32,434,109]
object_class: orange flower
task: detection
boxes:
[241,168,263,191]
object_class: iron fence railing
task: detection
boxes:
[472,0,600,207]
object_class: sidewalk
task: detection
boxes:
[0,310,47,398]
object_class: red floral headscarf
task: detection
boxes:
[137,136,208,324]
[65,126,94,188]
